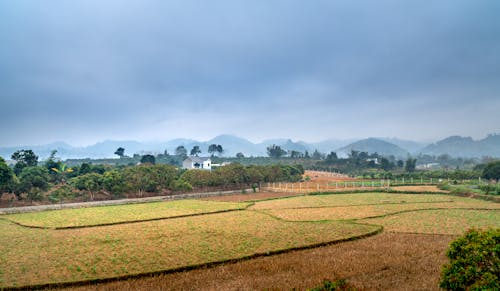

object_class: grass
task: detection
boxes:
[65,233,453,291]
[2,200,250,228]
[263,202,498,221]
[249,193,475,210]
[0,211,379,288]
[360,209,500,235]
[1,191,499,289]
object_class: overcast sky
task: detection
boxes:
[1,0,499,146]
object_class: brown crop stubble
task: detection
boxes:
[61,232,453,291]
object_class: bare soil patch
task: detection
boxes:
[61,232,453,291]
[202,192,303,202]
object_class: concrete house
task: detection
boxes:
[182,156,212,170]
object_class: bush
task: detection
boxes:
[479,184,500,195]
[172,179,193,191]
[440,228,500,290]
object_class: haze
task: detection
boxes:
[1,0,499,147]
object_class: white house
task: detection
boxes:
[182,156,212,170]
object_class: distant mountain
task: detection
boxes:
[419,134,500,157]
[377,137,426,153]
[1,133,498,160]
[336,138,409,158]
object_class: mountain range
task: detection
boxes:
[0,133,499,160]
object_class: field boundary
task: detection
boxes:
[253,200,457,211]
[1,224,383,291]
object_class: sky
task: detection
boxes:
[1,0,499,147]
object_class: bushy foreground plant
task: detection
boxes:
[440,228,499,290]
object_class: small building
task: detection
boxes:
[182,156,212,170]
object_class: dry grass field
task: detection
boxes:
[0,191,497,290]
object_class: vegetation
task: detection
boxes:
[440,228,499,290]
[482,160,500,181]
[4,200,249,228]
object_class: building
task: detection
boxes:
[182,156,212,170]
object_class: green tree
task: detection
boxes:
[17,166,50,202]
[312,149,323,160]
[175,146,188,158]
[380,158,393,171]
[48,185,75,205]
[216,144,223,156]
[482,160,500,181]
[289,150,303,158]
[0,157,15,193]
[405,158,417,172]
[11,149,38,175]
[440,228,499,290]
[140,154,156,165]
[123,165,161,197]
[114,147,125,158]
[190,145,201,156]
[208,144,218,157]
[71,173,103,201]
[101,169,126,197]
[236,152,245,159]
[267,144,287,158]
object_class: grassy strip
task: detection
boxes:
[2,200,250,228]
[250,193,469,211]
[0,207,251,230]
[360,209,500,235]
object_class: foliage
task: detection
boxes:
[405,158,417,172]
[440,228,500,290]
[478,184,500,195]
[172,179,193,191]
[101,169,126,197]
[71,173,103,200]
[482,160,500,181]
[11,149,38,175]
[236,152,245,158]
[175,145,188,158]
[208,144,224,156]
[267,144,287,158]
[48,185,75,204]
[114,147,125,158]
[16,166,50,199]
[140,154,156,165]
[190,145,201,156]
[0,157,15,193]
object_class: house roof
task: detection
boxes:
[184,156,211,163]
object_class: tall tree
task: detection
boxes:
[208,144,218,157]
[190,145,201,156]
[482,160,500,181]
[175,146,187,158]
[140,154,156,165]
[0,157,15,193]
[16,166,50,201]
[114,147,125,158]
[216,144,223,156]
[267,144,287,158]
[236,152,245,158]
[405,158,417,172]
[11,149,38,175]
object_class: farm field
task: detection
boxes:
[2,200,250,228]
[0,191,498,290]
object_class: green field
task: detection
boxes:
[0,192,498,288]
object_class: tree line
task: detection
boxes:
[0,149,304,204]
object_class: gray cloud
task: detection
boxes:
[1,0,499,146]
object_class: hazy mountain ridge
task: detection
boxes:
[1,134,499,160]
[419,134,500,157]
[336,138,409,158]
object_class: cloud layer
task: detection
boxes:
[1,0,499,146]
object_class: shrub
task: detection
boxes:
[172,179,193,192]
[440,228,500,290]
